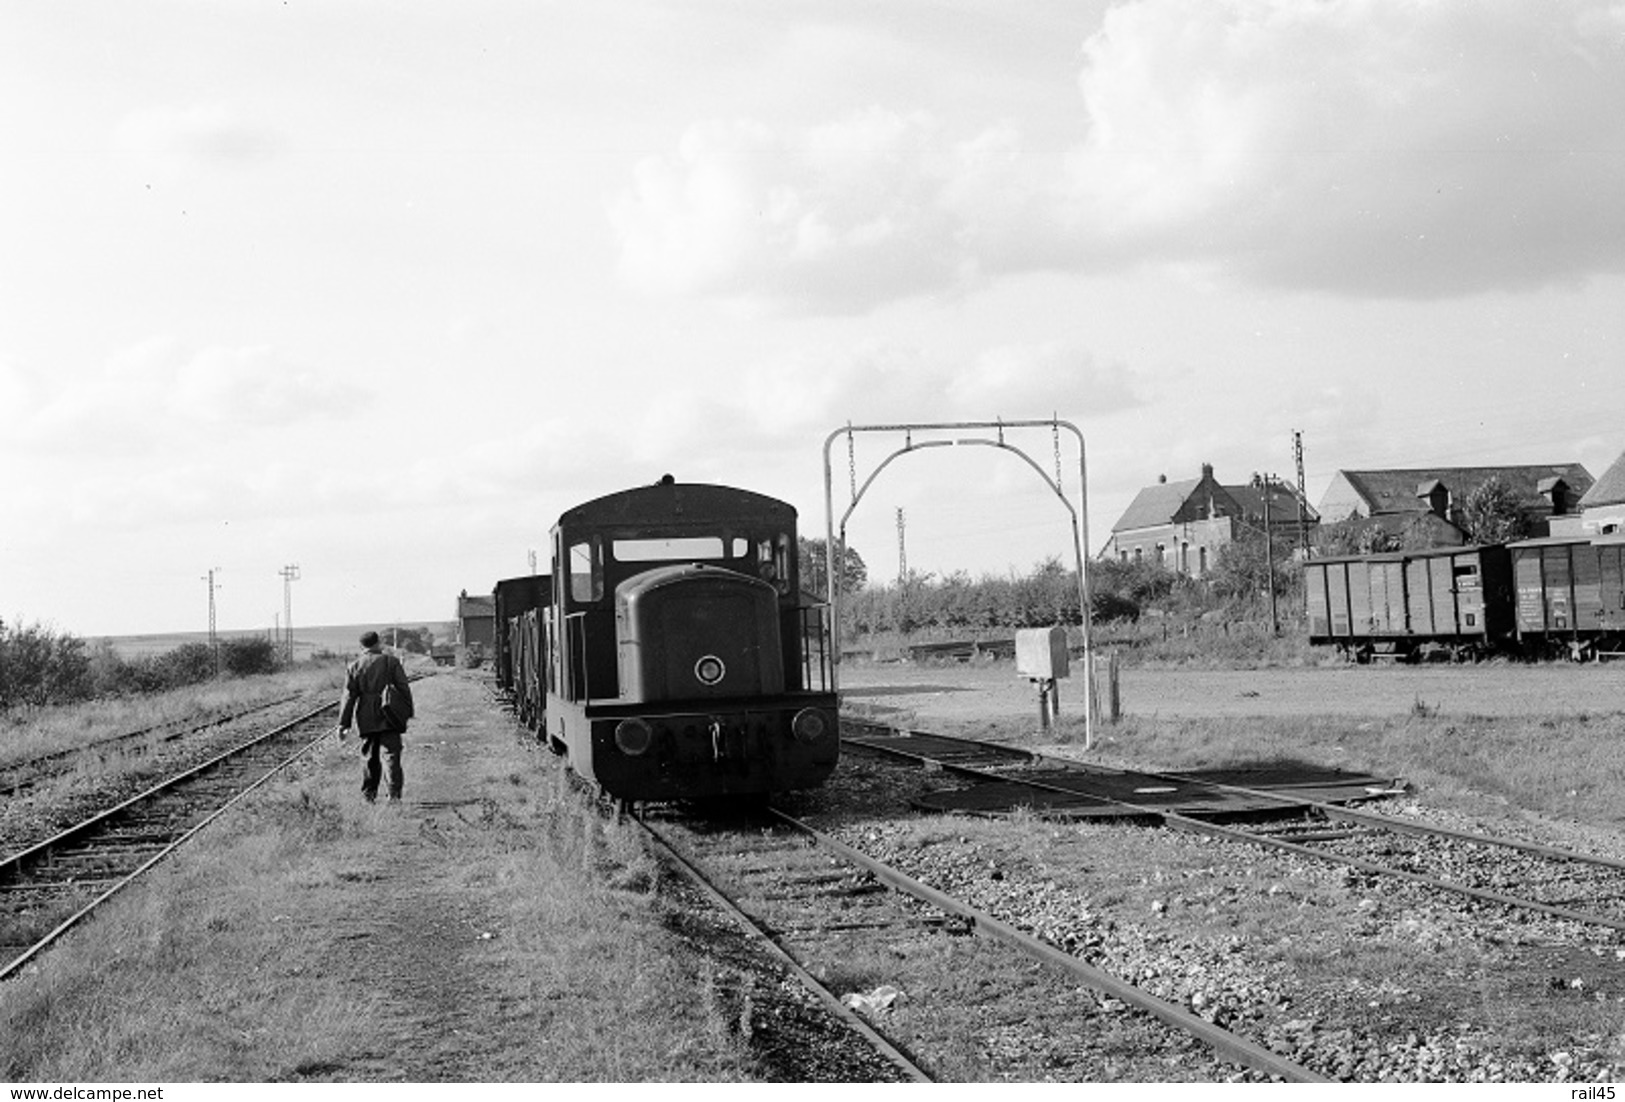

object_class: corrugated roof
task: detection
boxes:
[1338,464,1593,514]
[1111,477,1201,532]
[1580,451,1625,509]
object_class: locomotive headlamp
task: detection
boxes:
[694,655,726,686]
[791,707,831,743]
[614,717,654,756]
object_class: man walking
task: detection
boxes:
[338,630,415,803]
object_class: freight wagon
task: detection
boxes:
[1304,545,1516,661]
[1506,534,1625,659]
[1305,535,1625,661]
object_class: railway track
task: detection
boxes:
[0,693,317,798]
[0,702,339,982]
[635,801,1327,1082]
[841,719,1625,935]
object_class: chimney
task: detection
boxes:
[1201,463,1214,480]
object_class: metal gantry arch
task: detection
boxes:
[821,418,1095,748]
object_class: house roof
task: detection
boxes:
[1580,451,1625,509]
[1336,464,1593,515]
[1111,477,1201,532]
[1225,482,1319,523]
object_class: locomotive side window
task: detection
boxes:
[757,534,791,593]
[569,539,602,602]
[613,536,726,561]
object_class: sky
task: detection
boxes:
[3,0,1623,638]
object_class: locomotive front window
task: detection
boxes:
[613,536,726,562]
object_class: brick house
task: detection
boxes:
[1104,464,1316,577]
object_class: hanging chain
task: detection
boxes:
[846,425,857,503]
[1053,417,1064,492]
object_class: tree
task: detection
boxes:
[1459,476,1529,545]
[797,537,868,596]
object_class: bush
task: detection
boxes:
[220,637,280,677]
[0,619,93,709]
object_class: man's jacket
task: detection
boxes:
[340,649,414,735]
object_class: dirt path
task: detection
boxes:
[288,670,531,1080]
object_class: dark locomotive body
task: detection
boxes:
[1306,534,1625,661]
[497,479,838,801]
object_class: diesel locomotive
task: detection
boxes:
[492,477,839,802]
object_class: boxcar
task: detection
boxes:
[1507,535,1625,658]
[492,574,552,693]
[1304,544,1515,660]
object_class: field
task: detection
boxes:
[839,658,1625,721]
[100,622,459,662]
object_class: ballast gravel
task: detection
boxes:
[806,757,1625,1084]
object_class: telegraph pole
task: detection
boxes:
[202,567,221,675]
[1293,430,1309,554]
[279,564,300,663]
[896,507,907,583]
[1252,474,1280,637]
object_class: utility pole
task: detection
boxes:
[1293,429,1309,554]
[896,507,907,583]
[1252,474,1280,637]
[279,564,300,663]
[202,567,221,675]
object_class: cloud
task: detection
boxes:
[1068,0,1625,296]
[608,110,1038,313]
[611,1,1625,310]
[115,104,284,169]
[13,339,356,455]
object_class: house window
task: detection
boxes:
[1156,543,1166,564]
[1199,547,1208,575]
[1179,542,1189,573]
[1133,547,1143,562]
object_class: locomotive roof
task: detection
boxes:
[555,480,797,531]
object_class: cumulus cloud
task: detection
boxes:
[611,1,1625,310]
[1068,0,1625,296]
[607,109,1047,313]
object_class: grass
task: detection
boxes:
[0,664,347,769]
[0,709,756,1082]
[941,703,1625,836]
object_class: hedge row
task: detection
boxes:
[0,619,282,710]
